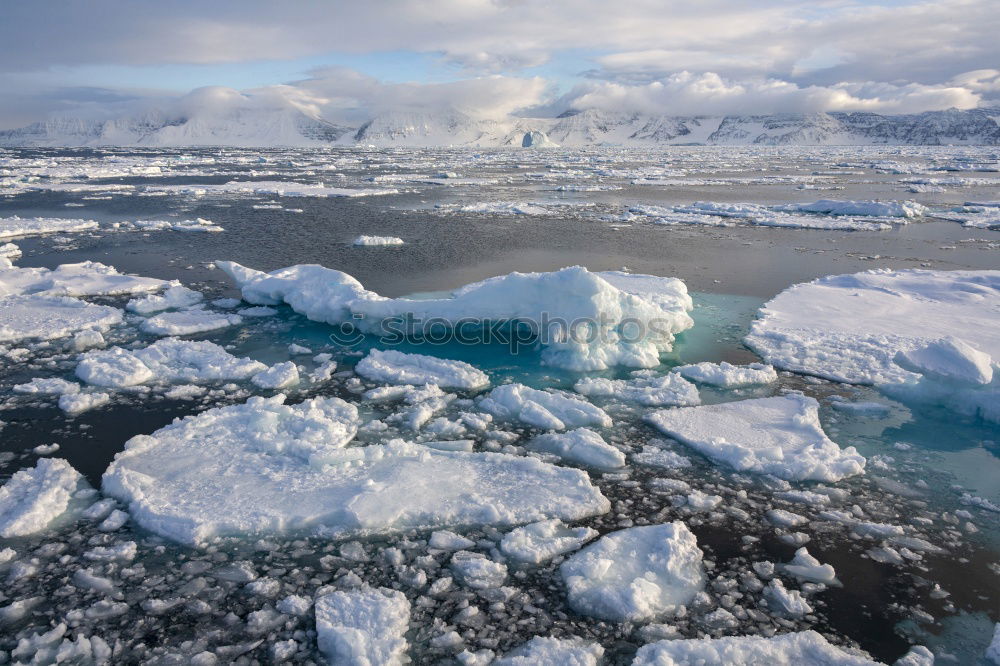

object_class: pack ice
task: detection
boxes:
[745,269,1000,384]
[560,522,705,622]
[216,262,693,371]
[0,458,87,537]
[646,395,866,482]
[101,395,609,545]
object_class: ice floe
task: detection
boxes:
[352,235,404,246]
[493,637,603,665]
[673,361,777,388]
[1,260,167,297]
[0,216,99,239]
[560,522,704,622]
[126,284,204,314]
[745,269,1000,384]
[479,384,612,431]
[0,458,87,538]
[0,295,122,343]
[499,519,599,564]
[140,310,243,336]
[646,394,866,482]
[314,587,410,666]
[574,371,700,406]
[527,428,625,469]
[102,395,609,545]
[354,349,489,390]
[218,262,694,371]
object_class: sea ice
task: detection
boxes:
[0,295,122,343]
[782,547,839,585]
[673,361,777,388]
[140,310,243,336]
[646,395,866,482]
[493,637,604,665]
[13,377,80,395]
[59,391,111,415]
[102,395,609,545]
[745,269,1000,384]
[479,384,612,431]
[352,235,404,246]
[0,216,99,239]
[775,199,927,218]
[0,458,87,537]
[527,428,626,469]
[76,338,266,388]
[574,372,700,406]
[1,260,167,298]
[450,551,508,589]
[126,284,204,314]
[250,361,300,389]
[314,587,410,666]
[560,522,704,622]
[500,519,599,564]
[354,349,489,390]
[217,262,694,371]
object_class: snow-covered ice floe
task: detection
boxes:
[314,587,410,666]
[633,630,931,665]
[500,519,599,564]
[216,262,693,371]
[0,216,99,239]
[102,395,609,545]
[352,235,404,246]
[527,428,626,470]
[126,284,203,314]
[354,349,489,390]
[479,383,612,430]
[560,522,705,622]
[0,458,88,538]
[574,371,700,406]
[139,310,243,336]
[673,361,777,388]
[646,394,866,482]
[0,295,122,343]
[745,269,1000,384]
[880,337,1000,424]
[145,180,398,198]
[1,260,167,297]
[493,636,604,665]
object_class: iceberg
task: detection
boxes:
[354,349,489,390]
[102,395,609,545]
[646,395,866,482]
[217,262,694,371]
[745,269,1000,384]
[560,522,705,622]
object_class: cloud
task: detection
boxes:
[559,72,983,116]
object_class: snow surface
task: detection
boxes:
[745,269,1000,384]
[646,394,866,482]
[560,522,704,622]
[479,384,612,431]
[102,395,609,545]
[500,519,599,564]
[0,458,87,537]
[574,372,700,406]
[527,428,625,470]
[0,295,122,343]
[76,338,266,388]
[217,262,694,371]
[673,361,777,388]
[314,587,410,666]
[354,349,489,390]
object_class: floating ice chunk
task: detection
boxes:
[460,201,551,215]
[560,522,704,622]
[767,509,809,528]
[355,349,489,390]
[0,458,87,537]
[0,216,99,239]
[828,398,892,416]
[218,262,694,371]
[765,579,813,617]
[574,372,700,406]
[0,260,166,297]
[237,306,277,317]
[494,637,603,665]
[450,551,507,589]
[647,395,865,482]
[745,269,1000,384]
[686,490,723,511]
[632,441,692,469]
[131,218,223,233]
[77,338,266,388]
[251,361,300,389]
[102,395,609,545]
[986,623,1000,665]
[83,541,137,562]
[673,361,777,388]
[528,428,625,470]
[13,377,80,395]
[500,519,599,564]
[71,329,105,351]
[140,310,243,336]
[633,630,893,665]
[315,587,410,666]
[776,199,928,218]
[0,242,21,260]
[352,235,404,246]
[480,384,612,431]
[881,338,1000,423]
[0,295,122,343]
[126,284,204,314]
[59,391,110,415]
[429,530,475,550]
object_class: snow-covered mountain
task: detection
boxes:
[2,106,998,147]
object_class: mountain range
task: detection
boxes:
[2,106,998,147]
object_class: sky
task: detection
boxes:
[1,0,999,129]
